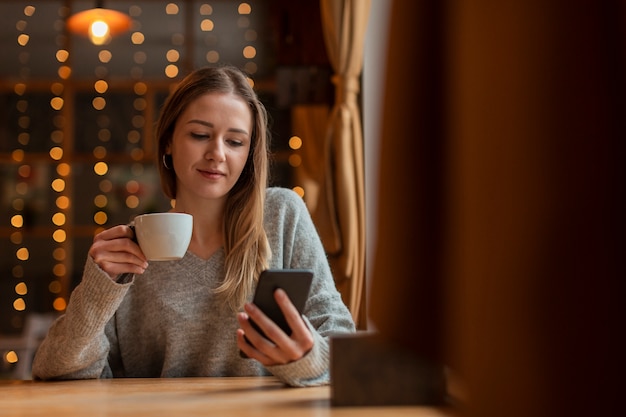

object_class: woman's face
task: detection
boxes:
[168,92,252,204]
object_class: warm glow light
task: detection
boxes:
[200,19,214,31]
[98,129,111,142]
[11,215,24,228]
[53,229,67,243]
[17,164,31,178]
[94,80,108,93]
[53,297,67,311]
[134,82,147,95]
[49,280,62,293]
[93,145,107,158]
[50,97,64,110]
[14,83,26,95]
[166,49,180,62]
[98,50,112,63]
[126,180,140,194]
[18,116,29,129]
[56,49,69,63]
[94,194,108,208]
[165,3,179,15]
[58,65,72,79]
[51,82,64,95]
[126,195,140,208]
[16,247,29,261]
[53,263,66,277]
[206,50,220,64]
[18,132,30,145]
[15,282,28,296]
[56,196,70,209]
[165,64,179,78]
[243,45,256,59]
[94,161,109,176]
[90,20,110,45]
[57,163,71,176]
[13,298,26,311]
[67,8,132,46]
[99,179,113,192]
[133,98,147,111]
[92,97,106,110]
[12,149,25,162]
[17,34,29,46]
[16,182,29,195]
[12,199,24,210]
[289,136,303,150]
[10,232,23,245]
[51,178,66,192]
[288,154,302,167]
[49,146,63,160]
[292,186,305,198]
[52,212,66,226]
[5,351,18,364]
[131,32,144,44]
[94,211,108,225]
[53,248,66,261]
[238,3,252,14]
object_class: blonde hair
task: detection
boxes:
[155,66,271,310]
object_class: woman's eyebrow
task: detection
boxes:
[187,119,249,135]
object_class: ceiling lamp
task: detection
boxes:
[66,1,132,45]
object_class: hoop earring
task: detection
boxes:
[162,154,172,170]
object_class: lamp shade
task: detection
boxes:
[67,8,132,45]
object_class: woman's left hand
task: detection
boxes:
[236,288,314,366]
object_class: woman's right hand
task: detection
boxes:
[88,225,149,280]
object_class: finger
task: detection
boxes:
[236,315,278,365]
[93,225,133,242]
[274,289,313,351]
[243,302,288,345]
[89,229,148,279]
[90,227,147,263]
[240,305,294,364]
[98,260,147,278]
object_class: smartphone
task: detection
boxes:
[250,269,313,337]
[241,269,313,356]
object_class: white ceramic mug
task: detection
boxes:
[133,213,193,261]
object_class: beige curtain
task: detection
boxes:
[316,0,370,326]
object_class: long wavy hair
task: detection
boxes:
[155,65,271,310]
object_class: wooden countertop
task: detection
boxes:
[0,377,453,417]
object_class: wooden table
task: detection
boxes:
[0,377,453,416]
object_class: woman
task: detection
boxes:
[32,66,355,387]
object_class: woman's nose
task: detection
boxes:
[205,138,225,161]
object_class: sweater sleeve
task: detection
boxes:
[31,256,132,380]
[264,188,356,386]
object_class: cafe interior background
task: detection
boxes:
[1,0,368,375]
[1,1,624,416]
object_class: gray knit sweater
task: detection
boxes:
[32,187,355,386]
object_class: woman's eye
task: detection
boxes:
[190,132,208,140]
[227,139,244,147]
